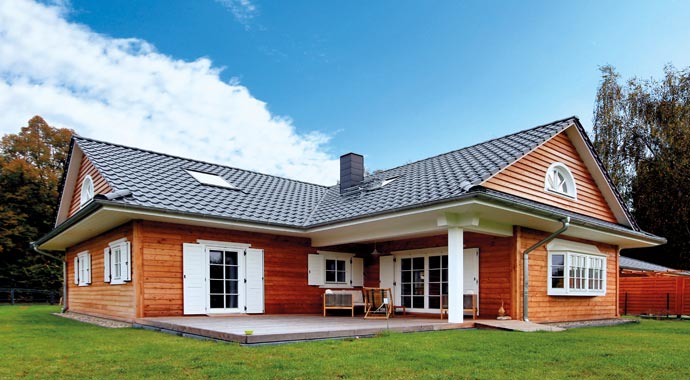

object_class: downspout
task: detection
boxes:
[30,242,67,313]
[522,216,570,321]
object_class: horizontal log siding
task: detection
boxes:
[519,228,618,322]
[65,223,135,321]
[619,276,689,316]
[378,232,515,319]
[139,221,321,317]
[484,132,617,223]
[67,155,112,218]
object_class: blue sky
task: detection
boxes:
[1,1,689,184]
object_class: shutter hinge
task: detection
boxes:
[244,279,247,283]
[244,306,247,311]
[393,257,396,262]
[244,251,247,256]
[393,281,397,286]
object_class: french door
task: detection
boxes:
[382,248,478,313]
[183,243,264,315]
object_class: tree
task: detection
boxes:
[592,65,690,269]
[0,116,73,290]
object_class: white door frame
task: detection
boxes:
[386,247,479,315]
[183,241,264,315]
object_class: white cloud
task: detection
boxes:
[0,0,339,185]
[214,0,257,29]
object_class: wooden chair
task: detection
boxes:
[363,287,393,319]
[440,294,477,320]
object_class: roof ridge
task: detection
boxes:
[73,135,331,189]
[363,116,579,178]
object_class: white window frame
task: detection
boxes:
[544,162,577,199]
[325,258,348,284]
[75,251,91,286]
[104,238,131,285]
[547,239,606,296]
[309,251,362,288]
[80,175,94,207]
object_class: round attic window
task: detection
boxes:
[544,163,576,199]
[80,175,94,207]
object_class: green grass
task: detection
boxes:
[2,306,690,379]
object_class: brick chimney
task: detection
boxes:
[340,153,364,193]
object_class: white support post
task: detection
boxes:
[447,226,464,323]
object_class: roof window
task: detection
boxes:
[186,170,237,189]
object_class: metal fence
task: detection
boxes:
[0,288,60,305]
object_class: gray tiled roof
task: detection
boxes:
[74,116,585,228]
[620,256,688,274]
[304,118,573,226]
[75,138,329,227]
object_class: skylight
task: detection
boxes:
[185,170,237,189]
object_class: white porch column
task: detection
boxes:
[447,226,464,323]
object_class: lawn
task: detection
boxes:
[2,306,689,379]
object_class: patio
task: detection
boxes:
[134,314,475,344]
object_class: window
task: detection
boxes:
[80,175,94,207]
[325,259,347,283]
[544,163,576,199]
[185,169,238,189]
[104,239,131,285]
[547,239,606,296]
[307,252,363,288]
[74,251,91,286]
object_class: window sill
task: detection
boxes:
[320,284,354,289]
[110,280,126,285]
[548,291,606,297]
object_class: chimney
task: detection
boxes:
[340,153,364,193]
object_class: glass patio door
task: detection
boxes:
[400,255,448,310]
[208,249,240,310]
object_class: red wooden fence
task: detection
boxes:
[619,276,690,316]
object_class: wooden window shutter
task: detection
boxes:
[85,253,92,284]
[74,256,79,285]
[351,257,364,287]
[123,241,132,282]
[307,254,324,286]
[104,248,111,283]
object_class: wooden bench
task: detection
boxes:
[322,289,365,317]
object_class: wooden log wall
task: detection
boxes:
[67,154,112,218]
[139,221,323,317]
[619,276,689,316]
[484,132,618,223]
[375,232,515,319]
[518,227,619,322]
[65,223,134,321]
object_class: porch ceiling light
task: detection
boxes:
[370,242,381,257]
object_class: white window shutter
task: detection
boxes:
[379,255,396,299]
[351,257,364,287]
[307,254,324,286]
[245,248,264,313]
[74,256,79,285]
[103,248,111,283]
[183,243,206,314]
[123,241,132,282]
[85,253,92,284]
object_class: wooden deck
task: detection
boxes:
[135,315,475,344]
